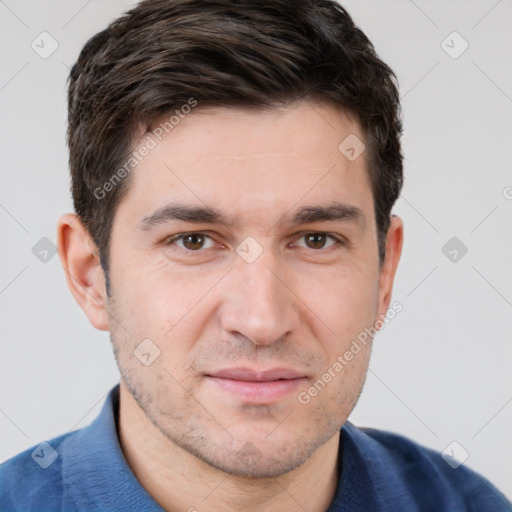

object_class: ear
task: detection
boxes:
[376,215,403,320]
[57,213,110,331]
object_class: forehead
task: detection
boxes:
[118,101,373,227]
[143,101,365,164]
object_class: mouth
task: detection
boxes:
[204,367,307,404]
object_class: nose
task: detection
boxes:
[219,245,300,347]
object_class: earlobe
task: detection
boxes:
[57,213,110,331]
[376,215,404,321]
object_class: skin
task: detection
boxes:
[58,100,403,512]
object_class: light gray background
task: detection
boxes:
[1,0,511,501]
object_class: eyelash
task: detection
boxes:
[164,232,345,252]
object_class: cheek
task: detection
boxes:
[297,263,379,350]
[110,259,227,373]
[112,256,208,327]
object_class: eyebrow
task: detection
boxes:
[137,202,365,231]
[138,204,228,230]
[291,204,365,227]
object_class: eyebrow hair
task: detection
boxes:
[291,204,365,226]
[138,204,229,230]
[137,201,365,231]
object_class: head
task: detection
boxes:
[59,0,404,478]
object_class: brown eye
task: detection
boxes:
[182,233,206,250]
[305,233,328,249]
[167,233,215,251]
[293,233,339,250]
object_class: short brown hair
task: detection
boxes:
[67,0,403,286]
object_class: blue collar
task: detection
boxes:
[62,384,164,511]
[59,384,400,511]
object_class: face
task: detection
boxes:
[99,101,400,478]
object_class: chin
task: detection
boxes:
[169,421,337,479]
[196,444,312,479]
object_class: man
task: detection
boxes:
[1,0,510,510]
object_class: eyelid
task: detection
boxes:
[290,231,345,249]
[165,232,217,250]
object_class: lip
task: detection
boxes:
[205,367,307,404]
[207,367,305,381]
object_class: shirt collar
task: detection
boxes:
[61,383,383,511]
[61,383,164,511]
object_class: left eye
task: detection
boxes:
[292,233,340,250]
[168,233,215,251]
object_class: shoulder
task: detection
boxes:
[341,422,511,511]
[0,430,84,512]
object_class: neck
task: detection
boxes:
[117,382,341,512]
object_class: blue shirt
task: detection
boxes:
[1,384,510,511]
